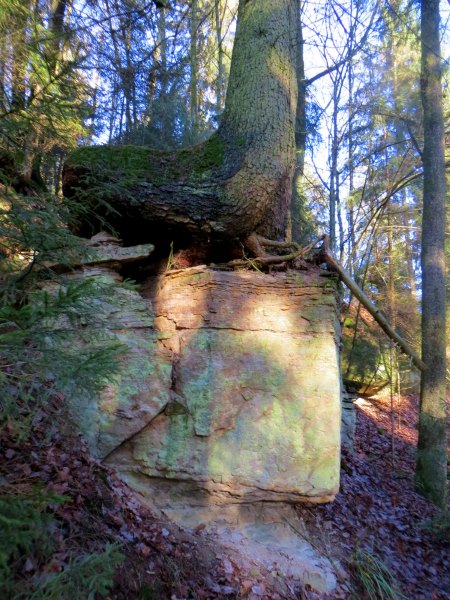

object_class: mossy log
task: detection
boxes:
[63,0,298,246]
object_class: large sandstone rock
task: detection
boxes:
[61,249,342,593]
[95,267,342,506]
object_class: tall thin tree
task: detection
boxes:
[415,0,447,508]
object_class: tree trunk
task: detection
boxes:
[347,57,355,277]
[290,0,307,244]
[10,7,28,113]
[158,7,169,142]
[329,74,341,254]
[63,0,297,244]
[48,0,68,71]
[189,0,199,142]
[214,0,225,116]
[414,0,447,509]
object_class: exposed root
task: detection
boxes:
[222,232,425,372]
[226,233,326,268]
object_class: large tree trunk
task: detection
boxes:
[63,0,297,244]
[414,0,447,509]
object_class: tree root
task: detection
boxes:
[223,232,425,371]
[226,233,326,268]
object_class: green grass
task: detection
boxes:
[351,547,406,600]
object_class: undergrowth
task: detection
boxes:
[27,543,124,600]
[0,487,123,599]
[0,178,127,598]
[351,546,406,600]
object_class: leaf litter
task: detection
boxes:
[1,390,448,598]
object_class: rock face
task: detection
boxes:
[82,266,342,507]
[341,390,357,452]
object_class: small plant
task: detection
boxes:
[120,278,141,291]
[0,487,123,599]
[0,280,125,440]
[351,546,405,600]
[139,583,156,599]
[0,488,67,598]
[165,241,175,271]
[29,543,124,600]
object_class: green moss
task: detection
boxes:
[66,135,224,189]
[322,276,339,290]
[161,413,193,472]
[176,134,224,177]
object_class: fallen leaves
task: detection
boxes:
[1,390,448,599]
[1,396,304,599]
[296,392,449,599]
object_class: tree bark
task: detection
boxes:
[415,0,447,509]
[290,0,307,244]
[189,0,199,142]
[63,0,297,244]
[214,0,225,116]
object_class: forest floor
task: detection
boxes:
[296,392,449,599]
[1,390,448,599]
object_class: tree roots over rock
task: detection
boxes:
[221,233,326,271]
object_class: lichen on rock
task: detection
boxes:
[100,267,342,506]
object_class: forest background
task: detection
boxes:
[0,0,448,598]
[2,0,448,384]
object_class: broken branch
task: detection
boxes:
[320,235,426,372]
